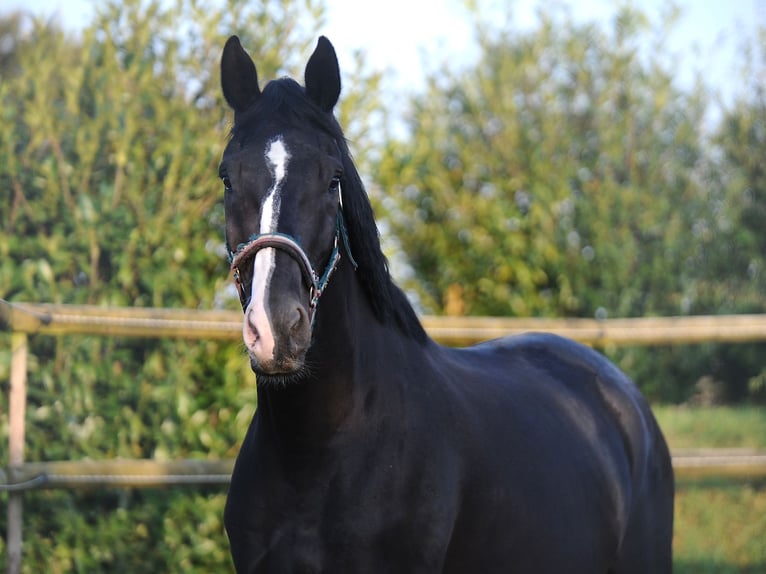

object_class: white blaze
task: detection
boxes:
[244,138,290,362]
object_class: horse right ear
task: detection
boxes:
[221,36,260,113]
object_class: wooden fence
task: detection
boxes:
[2,299,766,573]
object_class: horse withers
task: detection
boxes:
[218,35,674,573]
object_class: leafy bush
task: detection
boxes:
[373,5,766,401]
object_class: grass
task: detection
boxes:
[653,405,766,449]
[673,481,766,573]
[651,405,766,573]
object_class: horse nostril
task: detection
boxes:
[289,307,307,336]
[246,308,260,341]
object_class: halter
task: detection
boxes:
[228,206,357,326]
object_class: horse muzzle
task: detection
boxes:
[243,285,312,376]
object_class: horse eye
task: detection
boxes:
[329,176,341,194]
[222,176,232,191]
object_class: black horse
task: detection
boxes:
[219,36,674,573]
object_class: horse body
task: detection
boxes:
[219,35,673,573]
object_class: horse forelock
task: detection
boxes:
[229,78,341,144]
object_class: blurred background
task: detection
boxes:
[0,0,764,571]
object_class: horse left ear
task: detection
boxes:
[305,36,341,112]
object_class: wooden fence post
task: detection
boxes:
[7,332,28,574]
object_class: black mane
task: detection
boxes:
[231,79,427,343]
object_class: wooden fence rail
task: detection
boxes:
[3,299,766,574]
[4,300,766,345]
[3,450,766,493]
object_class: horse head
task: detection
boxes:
[219,36,348,378]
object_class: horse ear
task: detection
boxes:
[304,36,341,112]
[221,35,260,113]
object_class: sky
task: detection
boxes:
[2,0,764,119]
[3,0,764,89]
[321,0,764,96]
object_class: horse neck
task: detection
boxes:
[255,257,396,447]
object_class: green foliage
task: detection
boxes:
[696,39,766,315]
[376,6,707,318]
[372,5,766,401]
[13,488,229,573]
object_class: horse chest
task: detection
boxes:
[225,477,449,572]
[224,424,457,573]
